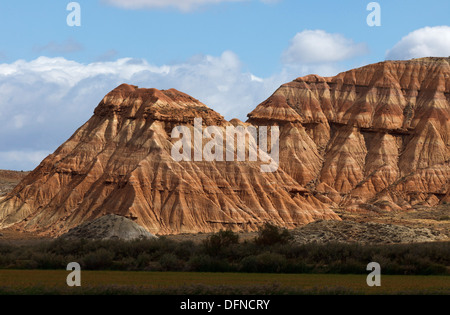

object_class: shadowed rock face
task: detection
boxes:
[1,58,449,237]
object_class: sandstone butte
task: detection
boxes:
[0,57,449,237]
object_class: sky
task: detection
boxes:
[1,0,450,171]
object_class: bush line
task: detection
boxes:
[0,224,449,275]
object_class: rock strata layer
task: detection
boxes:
[249,57,449,212]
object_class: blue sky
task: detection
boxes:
[1,0,450,170]
[3,1,450,75]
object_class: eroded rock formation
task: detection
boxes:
[1,57,449,236]
[248,57,449,211]
[0,84,337,236]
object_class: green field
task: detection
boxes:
[1,270,449,295]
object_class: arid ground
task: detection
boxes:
[0,170,448,296]
[1,169,449,245]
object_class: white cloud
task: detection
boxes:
[102,0,273,11]
[0,31,361,172]
[0,52,295,171]
[282,30,368,65]
[386,26,450,60]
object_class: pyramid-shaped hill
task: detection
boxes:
[0,84,338,236]
[1,57,449,237]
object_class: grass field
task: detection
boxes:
[0,270,449,295]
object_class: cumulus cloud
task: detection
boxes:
[102,0,273,11]
[282,30,368,65]
[0,52,294,171]
[1,29,363,171]
[386,26,450,60]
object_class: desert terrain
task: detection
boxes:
[1,169,448,244]
[0,58,449,244]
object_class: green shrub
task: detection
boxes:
[136,253,152,269]
[82,248,114,270]
[159,253,183,271]
[31,252,65,270]
[203,230,240,256]
[239,255,258,273]
[254,223,293,246]
[174,241,197,260]
[240,252,287,273]
[0,237,448,275]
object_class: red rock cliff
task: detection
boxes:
[1,58,449,236]
[0,84,337,236]
[249,57,449,211]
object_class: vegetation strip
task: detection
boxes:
[1,226,449,276]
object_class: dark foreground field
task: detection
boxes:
[0,270,449,295]
[1,224,449,295]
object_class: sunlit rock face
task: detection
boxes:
[249,57,449,212]
[1,58,449,237]
[0,84,337,236]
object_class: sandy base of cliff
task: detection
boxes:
[167,204,450,244]
[1,204,449,244]
[162,204,449,245]
[334,204,450,238]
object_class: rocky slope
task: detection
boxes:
[249,57,449,212]
[0,58,449,237]
[0,85,337,236]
